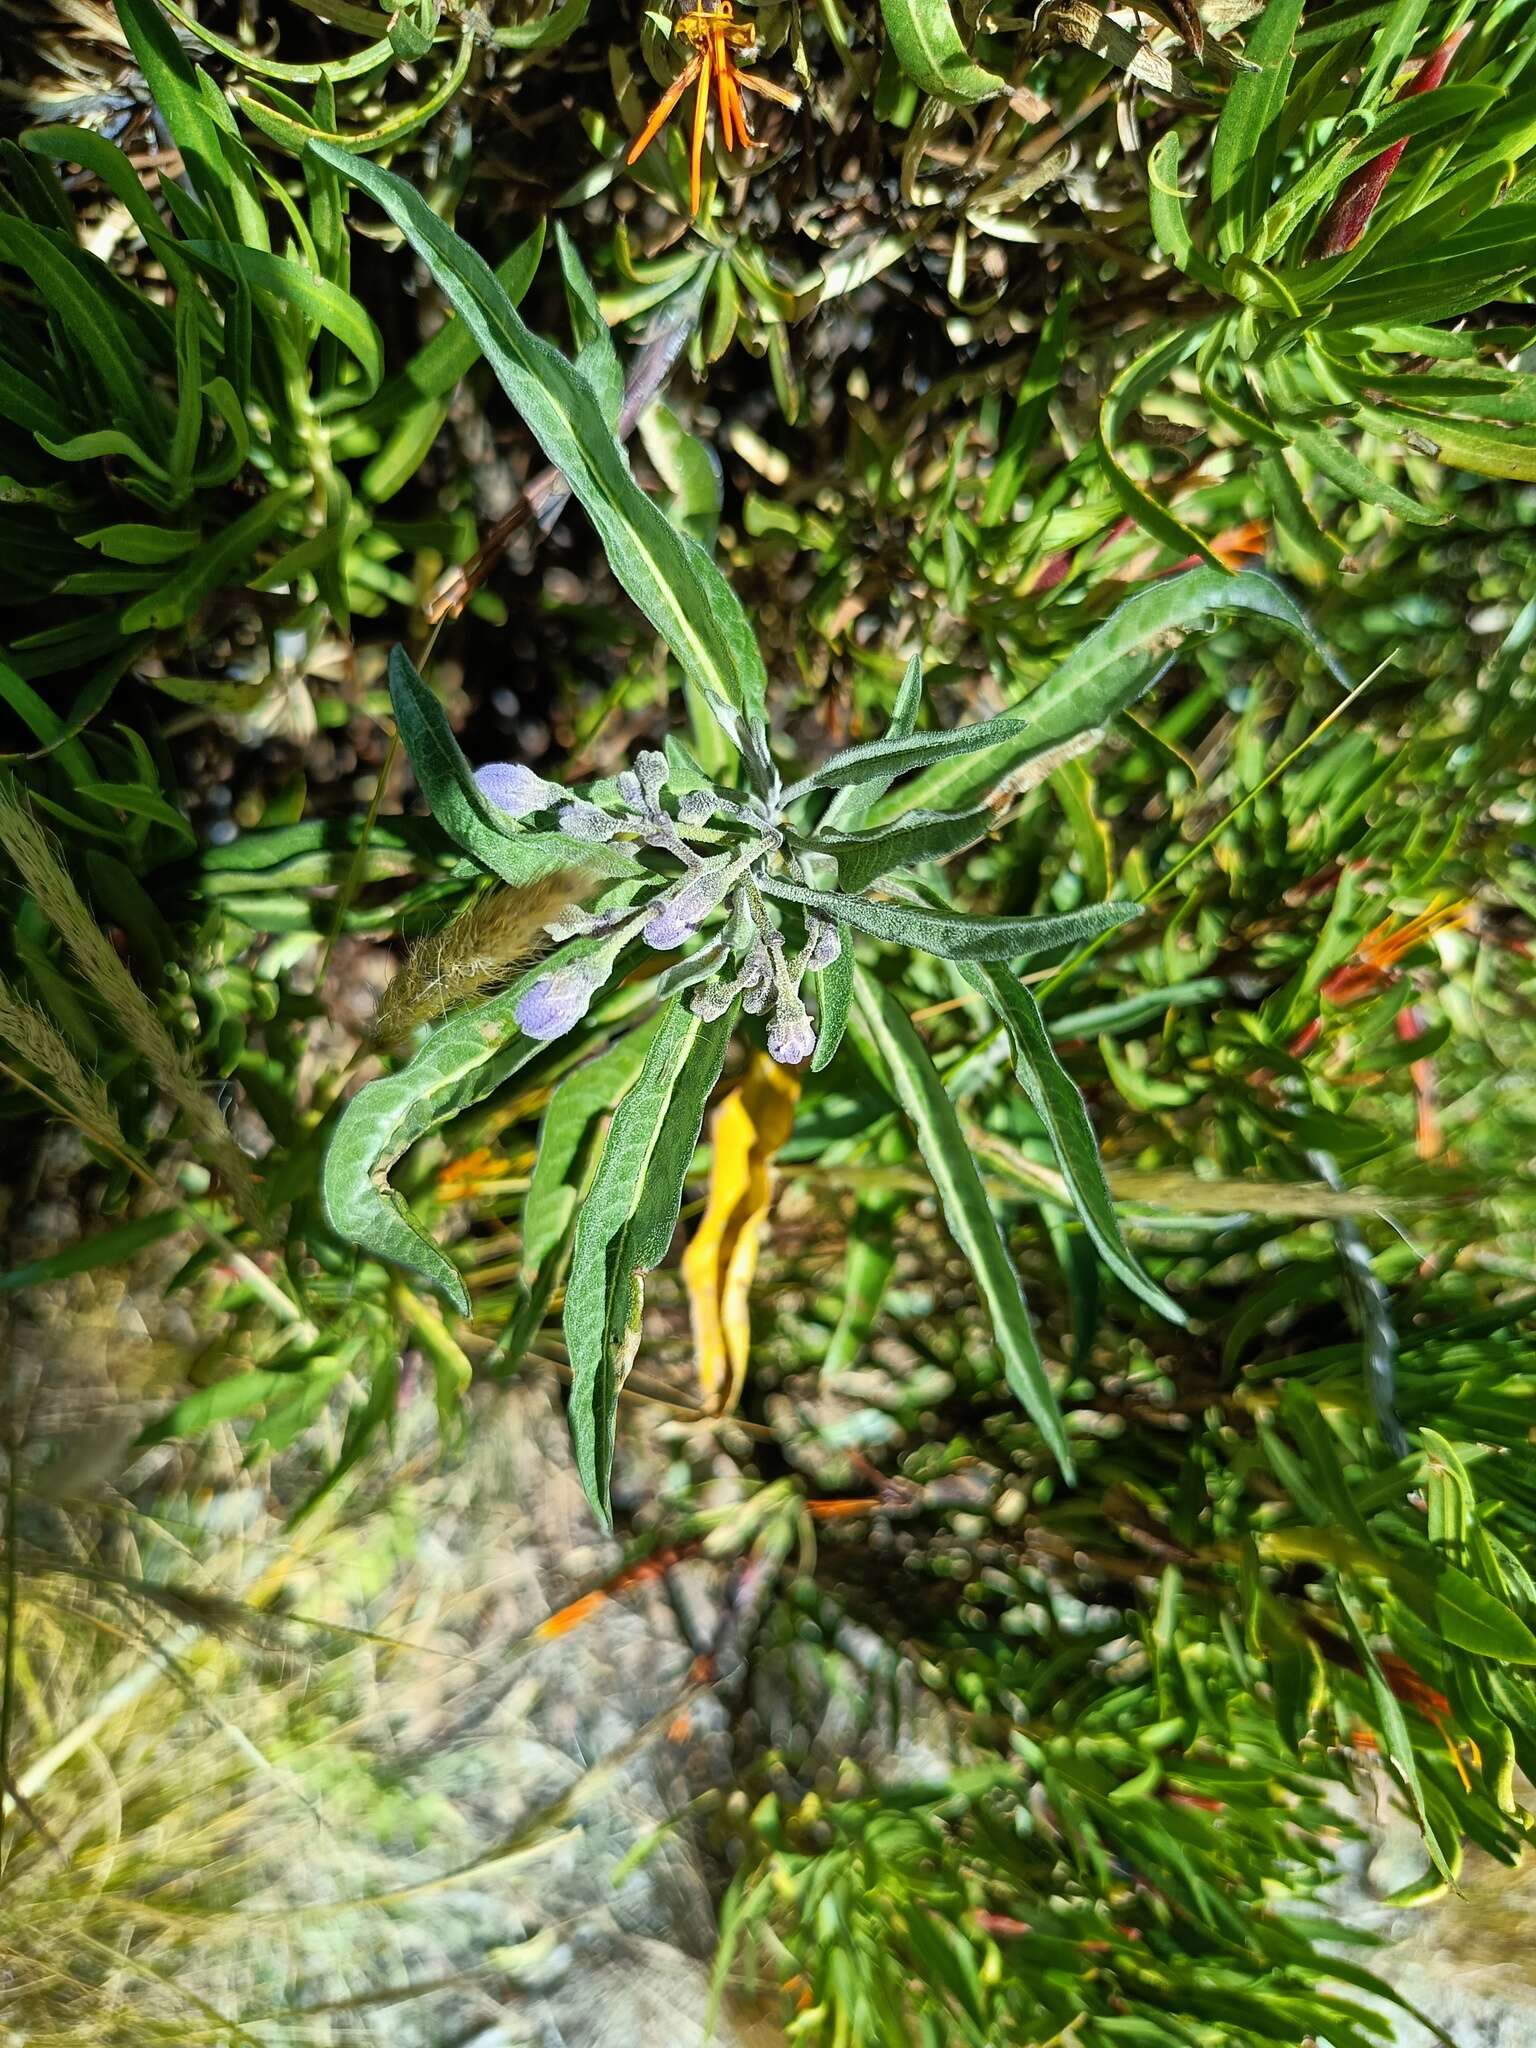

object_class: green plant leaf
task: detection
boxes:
[563,997,734,1520]
[763,880,1140,964]
[811,805,994,892]
[873,566,1355,819]
[359,221,545,501]
[308,142,770,756]
[851,965,1073,1477]
[810,926,855,1072]
[967,964,1185,1324]
[0,215,166,451]
[556,223,623,429]
[783,709,1030,806]
[387,645,640,883]
[119,483,307,631]
[821,653,926,833]
[1209,0,1306,259]
[492,0,590,50]
[78,524,201,565]
[238,35,475,157]
[320,967,551,1313]
[981,288,1079,527]
[1336,1583,1454,1881]
[183,240,384,398]
[1290,425,1449,522]
[113,0,245,235]
[521,1016,662,1282]
[141,1368,298,1444]
[1097,322,1222,569]
[1408,1560,1536,1663]
[879,0,1006,104]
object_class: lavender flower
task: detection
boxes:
[742,964,775,1015]
[642,868,724,950]
[515,959,604,1041]
[688,978,738,1021]
[634,750,669,808]
[807,920,842,971]
[468,740,849,1065]
[474,762,556,819]
[768,1002,816,1066]
[643,894,707,951]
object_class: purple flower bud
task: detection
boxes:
[768,1007,816,1066]
[642,857,740,952]
[689,978,736,1022]
[514,966,597,1042]
[808,922,842,971]
[474,762,555,819]
[634,750,669,806]
[643,895,704,951]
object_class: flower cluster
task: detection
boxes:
[475,751,839,1066]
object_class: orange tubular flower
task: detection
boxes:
[1316,897,1469,1009]
[626,0,801,215]
[1287,897,1469,1061]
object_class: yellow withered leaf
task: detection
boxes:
[682,1050,800,1415]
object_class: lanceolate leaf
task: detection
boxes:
[782,710,1030,806]
[0,214,166,451]
[114,0,243,234]
[493,0,590,48]
[810,926,854,1073]
[1289,426,1448,523]
[1097,322,1221,568]
[1401,1558,1536,1664]
[521,1018,662,1283]
[1266,1526,1536,1662]
[982,287,1079,526]
[967,964,1186,1324]
[556,223,623,430]
[871,567,1356,820]
[360,223,546,502]
[851,965,1073,1478]
[308,143,770,751]
[388,646,640,884]
[879,0,1005,104]
[1353,400,1536,485]
[120,483,307,631]
[764,877,1140,963]
[563,998,734,1520]
[822,653,926,834]
[1209,0,1306,259]
[810,805,994,892]
[183,239,384,397]
[1337,1582,1454,1882]
[321,967,550,1312]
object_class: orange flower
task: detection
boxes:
[1317,898,1468,1009]
[1288,897,1468,1061]
[626,0,801,215]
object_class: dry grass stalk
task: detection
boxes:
[372,871,600,1046]
[0,782,260,1223]
[0,972,124,1159]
